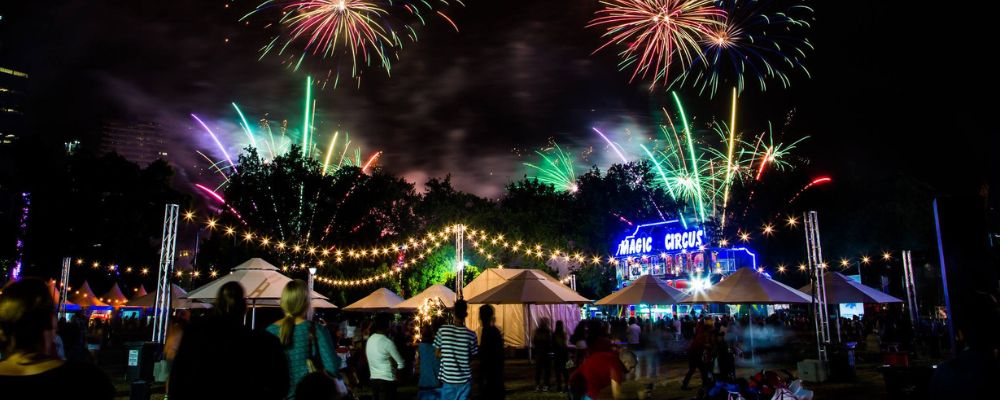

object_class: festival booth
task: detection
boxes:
[184,258,328,326]
[465,268,589,349]
[680,267,812,363]
[799,271,902,343]
[393,284,456,312]
[70,281,113,319]
[595,274,685,318]
[343,288,404,312]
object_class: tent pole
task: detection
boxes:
[836,306,842,343]
[526,304,533,362]
[749,306,756,365]
[252,299,257,329]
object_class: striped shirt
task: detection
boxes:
[433,324,478,384]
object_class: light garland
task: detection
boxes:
[412,297,446,344]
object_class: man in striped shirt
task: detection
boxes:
[434,299,478,400]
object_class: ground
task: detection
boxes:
[104,348,897,399]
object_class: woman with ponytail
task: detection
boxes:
[266,280,341,399]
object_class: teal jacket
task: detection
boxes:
[266,322,342,399]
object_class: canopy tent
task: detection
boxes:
[343,288,404,312]
[70,281,110,309]
[464,268,588,348]
[679,267,812,305]
[101,283,129,307]
[131,285,148,299]
[394,284,456,312]
[47,279,61,303]
[595,274,685,305]
[679,267,811,363]
[799,271,902,342]
[185,258,328,301]
[125,283,211,309]
[184,258,328,326]
[48,280,80,313]
[799,271,903,304]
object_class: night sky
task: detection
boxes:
[1,1,993,257]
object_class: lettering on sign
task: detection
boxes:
[128,350,139,367]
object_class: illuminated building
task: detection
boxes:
[611,220,758,289]
[0,66,28,146]
[98,120,168,166]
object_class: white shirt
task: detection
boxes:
[366,333,404,381]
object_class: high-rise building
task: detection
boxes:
[0,66,28,146]
[98,120,168,166]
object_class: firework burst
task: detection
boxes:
[588,0,726,89]
[244,0,464,88]
[673,0,814,96]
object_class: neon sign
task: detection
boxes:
[614,220,706,256]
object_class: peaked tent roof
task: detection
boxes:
[394,284,457,311]
[596,274,685,305]
[679,267,812,304]
[101,283,129,307]
[466,269,591,305]
[125,283,211,309]
[70,281,110,308]
[799,271,903,304]
[131,285,148,299]
[343,288,405,312]
[184,258,327,301]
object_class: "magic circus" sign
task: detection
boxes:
[614,221,706,256]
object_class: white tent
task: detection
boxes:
[394,284,456,312]
[463,268,585,348]
[343,288,404,312]
[184,258,328,325]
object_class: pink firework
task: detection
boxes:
[588,0,725,88]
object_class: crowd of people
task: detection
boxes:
[2,276,975,400]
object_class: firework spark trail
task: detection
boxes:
[339,134,352,167]
[588,0,725,88]
[640,144,676,198]
[361,151,383,174]
[323,131,340,175]
[592,127,629,163]
[194,183,247,224]
[302,76,312,158]
[672,92,707,222]
[192,114,238,173]
[721,87,737,228]
[788,176,831,204]
[231,103,260,153]
[195,150,231,185]
[437,11,459,32]
[524,144,579,192]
